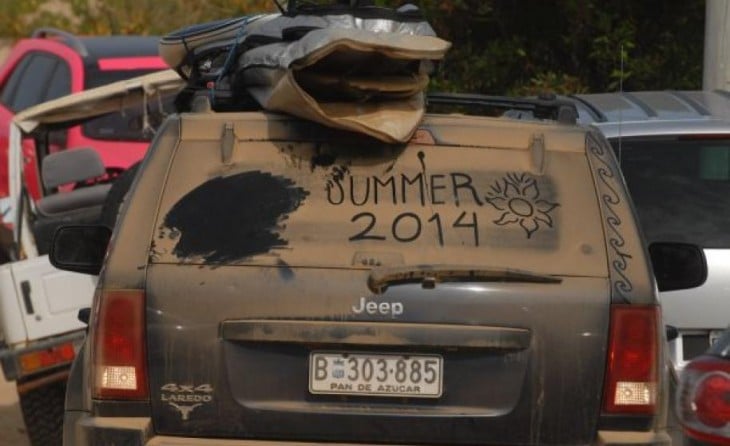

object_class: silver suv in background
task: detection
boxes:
[565,90,730,373]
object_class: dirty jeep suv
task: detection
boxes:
[52,94,706,445]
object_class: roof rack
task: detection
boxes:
[284,0,370,12]
[31,28,89,58]
[426,93,579,125]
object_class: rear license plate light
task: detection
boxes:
[309,352,443,398]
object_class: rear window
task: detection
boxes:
[613,137,730,248]
[82,68,168,141]
[150,123,608,278]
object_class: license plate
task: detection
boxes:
[309,352,443,398]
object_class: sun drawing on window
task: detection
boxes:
[485,173,559,239]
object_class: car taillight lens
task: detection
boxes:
[678,356,730,445]
[92,289,148,400]
[602,304,659,414]
[19,342,76,375]
[695,372,730,427]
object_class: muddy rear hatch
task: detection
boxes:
[144,114,611,445]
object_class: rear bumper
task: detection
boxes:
[147,432,671,446]
[597,431,671,446]
[65,415,672,446]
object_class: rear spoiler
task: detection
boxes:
[426,93,579,125]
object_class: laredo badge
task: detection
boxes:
[161,383,214,421]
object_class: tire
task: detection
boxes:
[17,379,66,446]
[100,162,141,229]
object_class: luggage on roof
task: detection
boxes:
[159,1,451,142]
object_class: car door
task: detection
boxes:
[3,254,96,344]
[0,52,72,222]
[614,136,730,368]
[0,54,33,217]
[13,53,72,201]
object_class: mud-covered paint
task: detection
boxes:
[276,258,295,280]
[162,171,309,262]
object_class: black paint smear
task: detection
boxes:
[417,150,426,172]
[163,171,309,263]
[310,153,336,171]
[325,164,351,191]
[276,258,295,280]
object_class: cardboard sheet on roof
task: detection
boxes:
[159,6,451,143]
[13,69,184,134]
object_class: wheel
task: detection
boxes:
[17,379,66,446]
[100,162,141,229]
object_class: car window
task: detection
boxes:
[83,68,159,90]
[614,138,730,248]
[43,61,73,147]
[82,68,166,141]
[0,55,33,109]
[11,53,59,111]
[150,121,608,278]
[44,60,71,102]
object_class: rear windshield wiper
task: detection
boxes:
[367,265,562,294]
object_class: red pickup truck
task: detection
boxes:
[0,28,166,259]
[0,28,167,446]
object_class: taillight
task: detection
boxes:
[602,304,659,414]
[677,356,730,445]
[19,342,76,375]
[695,372,730,427]
[92,289,148,400]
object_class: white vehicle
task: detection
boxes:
[0,70,182,445]
[563,91,730,374]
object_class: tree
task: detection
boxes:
[0,0,705,94]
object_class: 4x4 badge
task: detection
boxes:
[161,383,214,421]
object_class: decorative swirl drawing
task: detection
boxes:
[587,136,633,301]
[485,172,559,239]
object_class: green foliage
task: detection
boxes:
[416,0,704,93]
[0,0,276,37]
[0,0,705,94]
[0,0,48,37]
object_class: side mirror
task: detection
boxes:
[648,242,707,292]
[49,225,112,275]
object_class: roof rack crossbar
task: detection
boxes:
[713,89,730,100]
[567,94,608,123]
[31,28,88,58]
[670,91,711,116]
[285,0,375,13]
[620,92,657,118]
[426,93,578,125]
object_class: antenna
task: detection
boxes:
[618,43,624,166]
[271,0,285,13]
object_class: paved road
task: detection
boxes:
[0,375,31,446]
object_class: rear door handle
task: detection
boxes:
[221,320,531,351]
[20,280,34,315]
